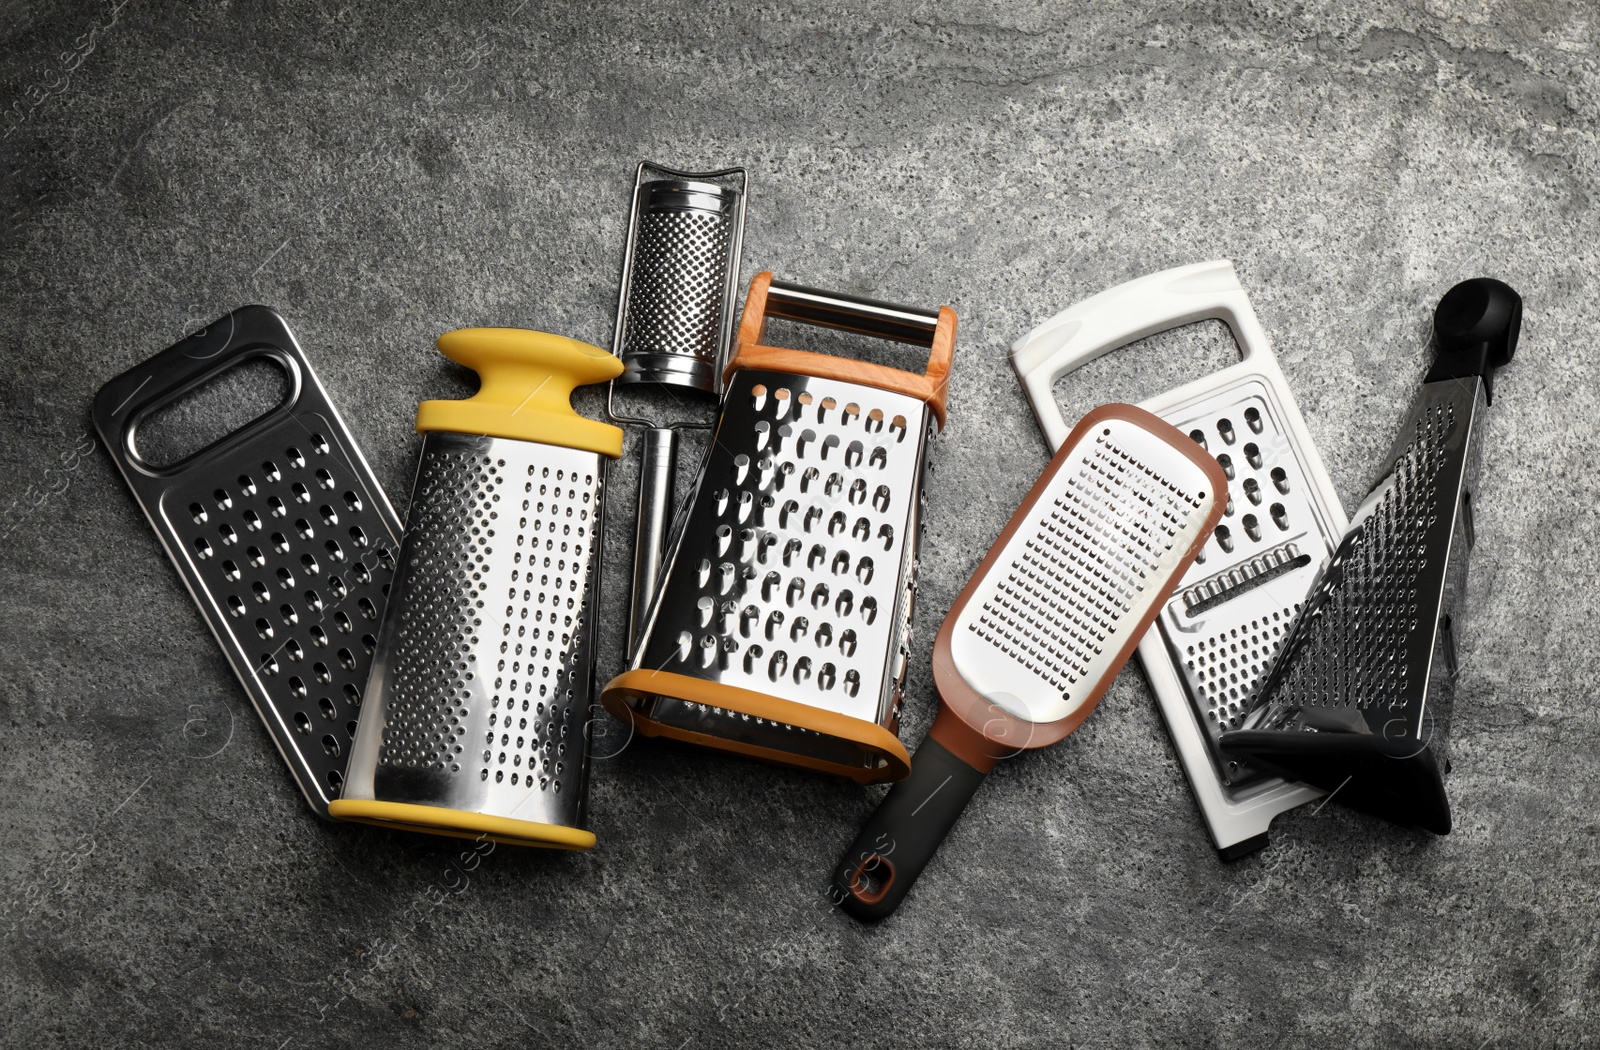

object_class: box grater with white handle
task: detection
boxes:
[601,272,956,784]
[1010,260,1344,859]
[330,328,624,848]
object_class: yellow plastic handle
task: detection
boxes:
[416,328,625,457]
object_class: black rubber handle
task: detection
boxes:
[1426,277,1521,403]
[830,736,989,922]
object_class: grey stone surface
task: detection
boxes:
[2,0,1597,1046]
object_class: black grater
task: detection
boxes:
[1222,277,1523,833]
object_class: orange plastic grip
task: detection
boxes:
[600,669,912,784]
[727,272,957,428]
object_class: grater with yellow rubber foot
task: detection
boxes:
[331,329,623,848]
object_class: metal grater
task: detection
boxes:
[612,162,747,393]
[950,421,1223,719]
[332,328,624,848]
[834,403,1227,920]
[1011,260,1344,858]
[92,306,403,819]
[602,273,956,783]
[607,162,749,650]
[1222,278,1522,834]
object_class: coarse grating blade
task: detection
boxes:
[1011,261,1340,858]
[833,404,1226,921]
[92,306,403,820]
[1222,277,1522,834]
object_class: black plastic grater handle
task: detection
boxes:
[1425,277,1521,404]
[830,737,989,922]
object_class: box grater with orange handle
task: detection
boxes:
[600,272,956,784]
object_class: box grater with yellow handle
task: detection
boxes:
[601,272,956,784]
[330,329,623,849]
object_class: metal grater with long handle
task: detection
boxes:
[833,404,1226,921]
[331,328,624,848]
[603,272,956,784]
[608,162,748,651]
[92,306,403,820]
[1010,261,1341,858]
[1222,278,1522,834]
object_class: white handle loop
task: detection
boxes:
[1010,260,1272,450]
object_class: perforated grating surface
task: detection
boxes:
[1152,388,1336,777]
[622,209,735,360]
[1257,399,1455,716]
[176,429,398,795]
[970,427,1204,703]
[369,436,602,808]
[634,369,936,741]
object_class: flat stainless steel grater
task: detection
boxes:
[330,328,624,849]
[601,272,957,784]
[833,404,1227,921]
[92,305,403,820]
[1011,260,1344,859]
[607,161,748,651]
[1221,278,1522,834]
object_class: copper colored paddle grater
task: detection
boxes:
[834,405,1226,920]
[1222,278,1523,834]
[331,329,624,848]
[601,273,957,783]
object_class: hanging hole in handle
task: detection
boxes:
[129,352,293,470]
[850,854,896,905]
[1047,320,1243,439]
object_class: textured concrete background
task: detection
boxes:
[2,1,1597,1046]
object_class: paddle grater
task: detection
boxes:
[1011,260,1344,859]
[1222,278,1522,834]
[330,328,624,848]
[833,404,1227,920]
[92,306,403,820]
[607,162,748,650]
[602,273,956,783]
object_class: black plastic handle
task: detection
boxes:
[831,736,989,922]
[1426,277,1521,404]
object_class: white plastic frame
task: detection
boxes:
[1010,259,1345,857]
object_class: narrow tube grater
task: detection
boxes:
[832,404,1227,920]
[92,306,403,819]
[606,162,748,652]
[600,272,957,784]
[1221,278,1522,834]
[330,329,624,848]
[1011,260,1342,859]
